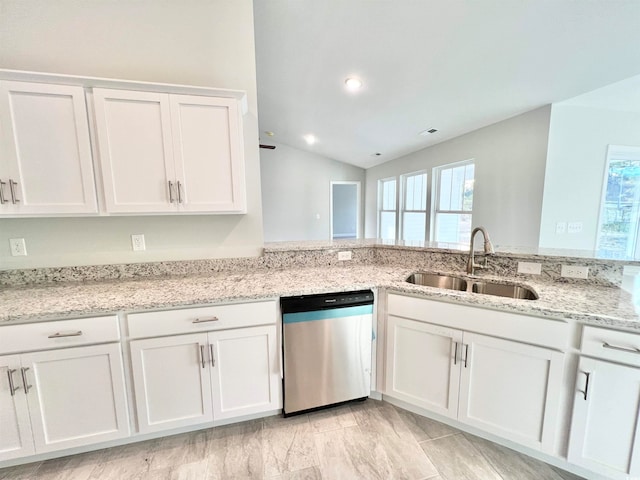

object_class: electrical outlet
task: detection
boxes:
[9,238,27,256]
[338,251,352,261]
[561,265,589,279]
[555,222,566,234]
[131,234,146,251]
[517,262,542,275]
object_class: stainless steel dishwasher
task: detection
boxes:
[281,290,374,416]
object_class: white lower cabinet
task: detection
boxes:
[129,303,281,434]
[568,326,640,479]
[0,343,130,461]
[385,294,565,454]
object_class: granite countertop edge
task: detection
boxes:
[1,265,639,331]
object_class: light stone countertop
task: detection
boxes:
[1,264,640,331]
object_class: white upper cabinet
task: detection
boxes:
[93,88,246,214]
[0,81,97,216]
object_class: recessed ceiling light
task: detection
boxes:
[419,128,439,136]
[345,77,363,91]
[303,134,317,145]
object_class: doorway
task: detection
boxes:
[330,181,361,240]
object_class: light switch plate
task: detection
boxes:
[338,251,352,261]
[561,265,589,279]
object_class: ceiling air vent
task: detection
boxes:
[419,128,439,136]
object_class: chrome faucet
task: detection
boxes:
[467,226,495,275]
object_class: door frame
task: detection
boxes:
[330,181,361,240]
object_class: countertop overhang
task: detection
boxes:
[2,265,639,330]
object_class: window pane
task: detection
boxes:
[439,169,452,210]
[380,211,396,240]
[403,212,426,242]
[450,166,465,210]
[435,213,472,244]
[403,172,427,211]
[382,179,396,210]
[463,164,475,211]
[598,158,640,259]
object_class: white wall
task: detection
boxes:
[540,105,640,250]
[365,107,551,248]
[260,142,365,242]
[0,0,262,269]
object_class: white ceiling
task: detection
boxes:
[253,1,640,169]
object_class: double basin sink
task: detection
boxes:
[406,272,538,300]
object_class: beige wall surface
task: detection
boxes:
[0,0,263,269]
[260,142,366,242]
[364,107,551,248]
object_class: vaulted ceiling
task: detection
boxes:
[254,1,640,168]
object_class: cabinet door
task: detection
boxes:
[458,333,564,453]
[0,81,97,215]
[169,94,246,213]
[21,343,129,453]
[130,333,213,433]
[568,357,640,479]
[385,316,462,418]
[209,325,281,420]
[93,88,176,213]
[0,355,35,461]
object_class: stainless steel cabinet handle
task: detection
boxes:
[9,180,19,204]
[177,181,183,203]
[20,367,32,394]
[192,316,219,324]
[578,371,591,401]
[199,345,206,369]
[453,342,458,365]
[0,180,7,205]
[48,330,82,338]
[7,368,20,396]
[463,344,469,368]
[602,342,640,354]
[168,181,175,203]
[209,344,215,367]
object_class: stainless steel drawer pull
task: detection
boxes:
[7,369,20,396]
[168,181,175,203]
[0,180,7,204]
[602,342,640,354]
[578,371,591,401]
[48,330,83,338]
[192,316,219,324]
[21,367,32,394]
[177,181,183,203]
[9,180,19,204]
[199,345,206,369]
[209,344,215,367]
[453,342,458,366]
[463,344,470,368]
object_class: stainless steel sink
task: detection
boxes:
[406,272,538,300]
[406,273,467,291]
[471,281,538,300]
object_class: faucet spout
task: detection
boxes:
[467,226,495,275]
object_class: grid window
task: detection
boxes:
[378,177,397,240]
[401,172,428,242]
[433,161,475,244]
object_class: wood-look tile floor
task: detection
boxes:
[0,400,584,480]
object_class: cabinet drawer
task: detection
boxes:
[581,325,640,366]
[127,300,277,339]
[0,316,120,354]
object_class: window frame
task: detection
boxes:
[377,176,398,240]
[399,170,429,243]
[431,159,475,243]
